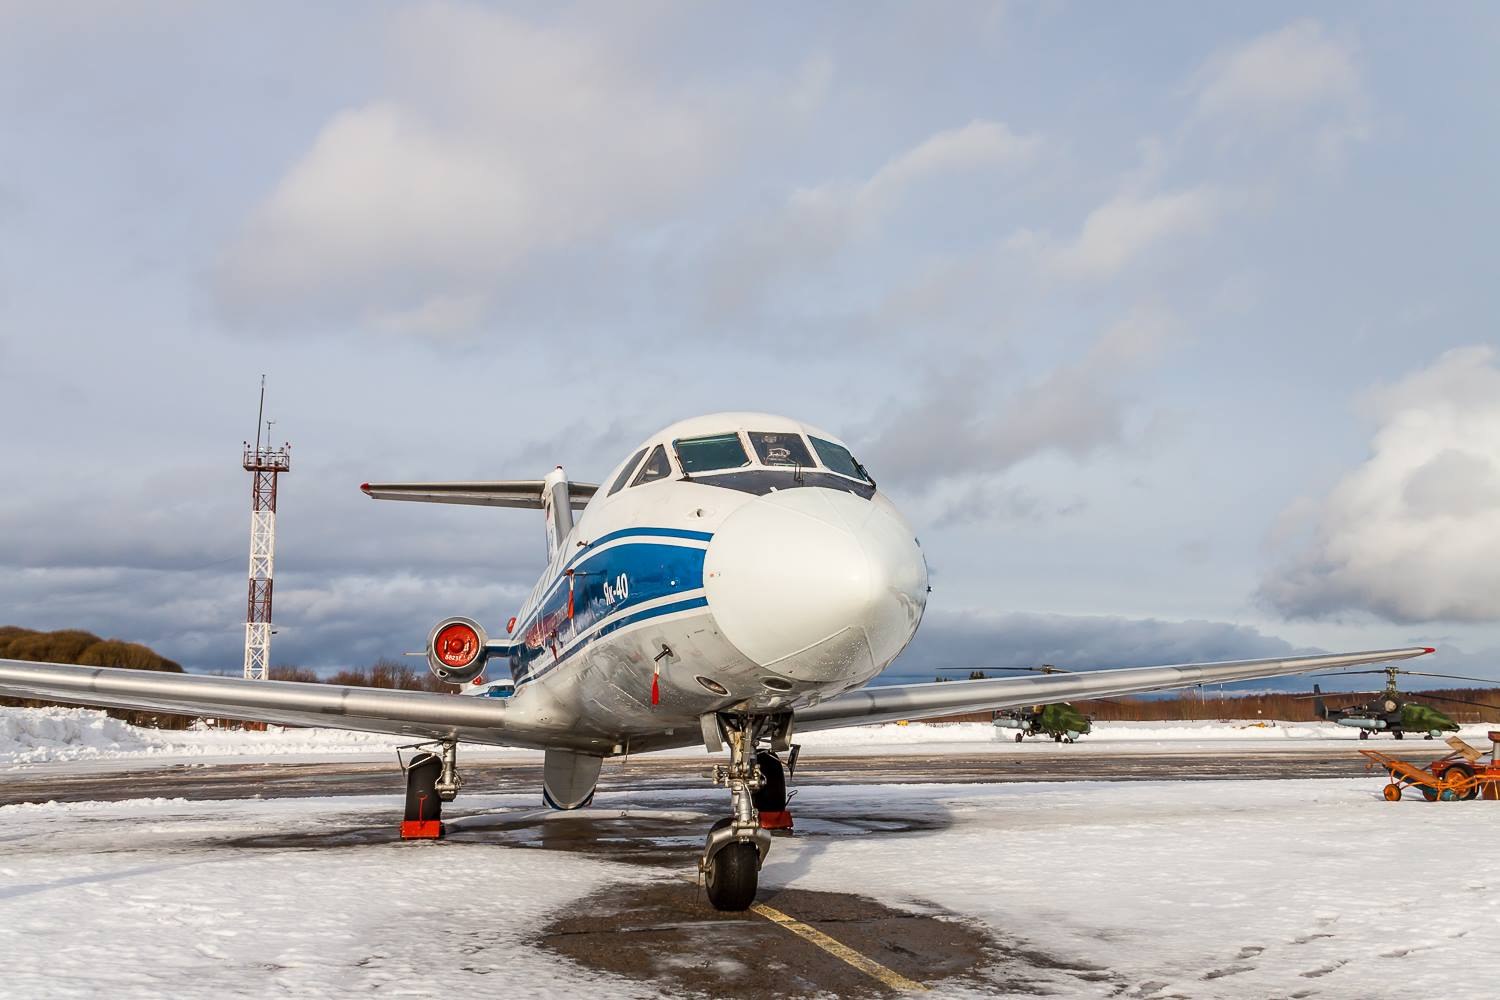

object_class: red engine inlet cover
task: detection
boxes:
[434,621,480,668]
[426,616,489,684]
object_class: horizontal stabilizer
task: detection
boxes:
[360,480,598,510]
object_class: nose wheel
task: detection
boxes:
[703,818,761,910]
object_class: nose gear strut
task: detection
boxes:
[699,715,790,910]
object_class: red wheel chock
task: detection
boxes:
[400,820,444,839]
[759,810,794,832]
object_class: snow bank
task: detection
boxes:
[0,706,417,766]
[0,706,153,763]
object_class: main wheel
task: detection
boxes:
[1359,730,1370,740]
[704,838,759,911]
[1383,783,1402,801]
[1014,733,1024,743]
[402,749,441,839]
[752,750,787,813]
[1393,730,1404,740]
[1053,734,1062,743]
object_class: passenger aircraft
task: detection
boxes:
[0,412,1434,910]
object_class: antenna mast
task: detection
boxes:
[242,376,291,681]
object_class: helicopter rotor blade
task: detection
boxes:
[1398,670,1500,685]
[1414,692,1500,711]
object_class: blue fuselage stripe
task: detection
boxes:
[510,530,714,687]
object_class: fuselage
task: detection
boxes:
[475,412,929,754]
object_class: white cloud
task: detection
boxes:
[217,4,727,332]
[1195,19,1360,123]
[857,119,1039,214]
[1043,187,1223,280]
[698,119,1039,319]
[866,307,1175,485]
[785,119,1039,243]
[1191,19,1368,159]
[1260,346,1500,623]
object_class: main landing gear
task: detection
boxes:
[400,741,461,839]
[699,715,795,911]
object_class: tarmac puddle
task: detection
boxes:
[537,882,995,998]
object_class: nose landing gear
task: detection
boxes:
[699,718,783,911]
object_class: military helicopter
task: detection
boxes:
[937,666,1095,742]
[1306,665,1500,740]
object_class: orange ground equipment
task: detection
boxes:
[1362,731,1500,802]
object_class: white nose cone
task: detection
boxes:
[704,488,927,683]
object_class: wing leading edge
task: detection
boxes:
[0,659,576,751]
[796,646,1435,733]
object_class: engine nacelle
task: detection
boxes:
[427,616,489,684]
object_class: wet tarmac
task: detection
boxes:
[0,743,1451,807]
[537,883,997,999]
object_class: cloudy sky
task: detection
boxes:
[2,2,1496,685]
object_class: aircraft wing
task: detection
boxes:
[0,659,568,752]
[795,646,1435,732]
[360,480,599,510]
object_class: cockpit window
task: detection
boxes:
[810,436,871,482]
[607,447,648,497]
[630,444,673,486]
[674,433,750,474]
[748,431,815,468]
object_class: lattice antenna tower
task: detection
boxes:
[242,376,291,681]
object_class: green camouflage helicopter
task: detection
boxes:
[1307,665,1500,740]
[937,666,1095,742]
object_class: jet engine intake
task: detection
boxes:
[427,616,489,684]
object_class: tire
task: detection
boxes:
[1420,785,1439,802]
[1053,734,1062,743]
[1014,733,1024,743]
[705,840,759,911]
[1446,763,1478,801]
[1383,783,1402,801]
[404,752,444,824]
[1393,731,1404,741]
[752,751,787,813]
[1359,730,1370,741]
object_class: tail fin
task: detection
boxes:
[1312,683,1329,720]
[540,467,574,560]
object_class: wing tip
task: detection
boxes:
[359,482,371,495]
[1423,646,1436,654]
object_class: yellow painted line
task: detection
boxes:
[750,901,928,992]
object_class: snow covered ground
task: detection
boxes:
[3,776,1497,998]
[6,706,1494,769]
